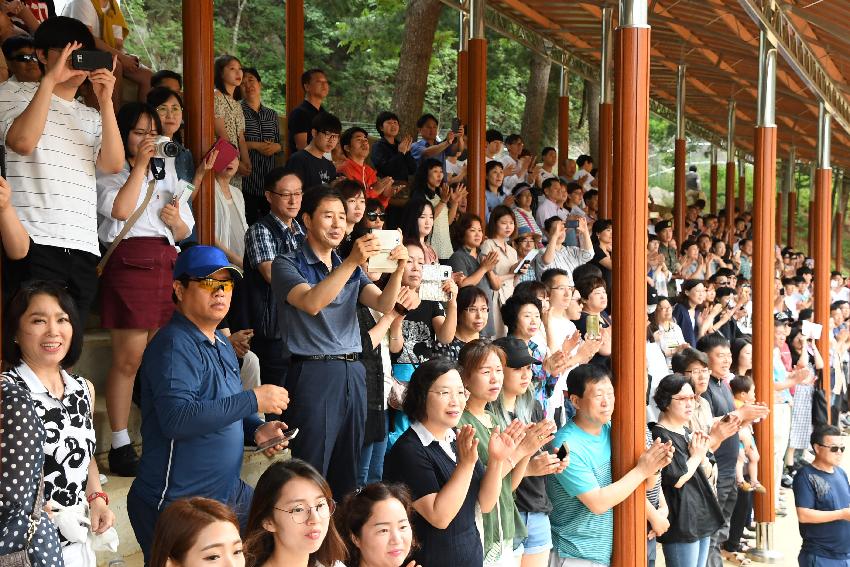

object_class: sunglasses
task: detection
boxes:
[10,53,38,63]
[189,277,234,293]
[365,211,386,221]
[817,443,846,453]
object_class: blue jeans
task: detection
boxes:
[359,433,388,486]
[799,551,850,566]
[663,537,710,567]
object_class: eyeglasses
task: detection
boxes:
[317,131,339,141]
[156,104,183,116]
[715,280,729,286]
[817,443,846,453]
[549,286,573,293]
[189,277,234,293]
[10,53,38,63]
[428,389,469,401]
[672,395,698,403]
[463,307,489,315]
[268,190,303,200]
[274,500,336,524]
[365,211,386,221]
[683,368,710,377]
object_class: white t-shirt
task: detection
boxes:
[574,169,595,190]
[0,80,103,255]
[61,0,107,38]
[96,159,195,245]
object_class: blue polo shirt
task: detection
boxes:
[271,241,373,356]
[410,138,457,173]
[130,311,264,510]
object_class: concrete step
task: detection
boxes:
[93,448,284,565]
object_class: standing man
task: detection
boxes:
[240,67,282,225]
[271,185,408,498]
[128,245,291,561]
[501,133,531,193]
[793,424,850,565]
[655,220,680,296]
[244,168,305,393]
[287,67,329,154]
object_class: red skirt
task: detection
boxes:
[99,237,177,329]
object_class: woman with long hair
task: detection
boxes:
[400,200,438,265]
[590,219,613,292]
[731,337,753,377]
[213,54,251,184]
[408,158,457,260]
[244,460,346,567]
[672,280,707,348]
[149,498,244,567]
[484,160,506,219]
[338,483,418,567]
[787,326,822,469]
[480,205,522,337]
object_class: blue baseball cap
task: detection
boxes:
[173,245,243,279]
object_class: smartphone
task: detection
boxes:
[556,442,570,461]
[586,314,601,339]
[451,116,461,133]
[70,49,113,71]
[0,145,6,179]
[367,229,402,273]
[420,264,452,302]
[565,219,579,229]
[726,299,736,310]
[254,428,299,452]
[721,413,732,423]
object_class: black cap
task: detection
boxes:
[655,219,672,232]
[773,311,792,324]
[492,336,541,368]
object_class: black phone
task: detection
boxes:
[0,145,6,179]
[451,116,461,133]
[565,219,579,229]
[71,50,113,71]
[556,442,570,461]
[254,427,299,452]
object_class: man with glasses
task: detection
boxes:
[285,111,340,190]
[128,245,291,562]
[793,424,850,565]
[1,35,41,83]
[244,168,305,400]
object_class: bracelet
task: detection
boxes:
[87,491,109,506]
[390,336,401,341]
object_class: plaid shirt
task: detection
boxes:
[245,213,304,269]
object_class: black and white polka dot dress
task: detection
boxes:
[0,377,63,567]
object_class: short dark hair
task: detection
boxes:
[505,133,522,145]
[573,263,604,288]
[811,423,842,448]
[450,212,483,250]
[696,332,730,355]
[213,54,241,100]
[3,280,84,368]
[541,146,556,157]
[584,189,598,202]
[567,364,610,398]
[729,375,754,396]
[340,126,368,156]
[151,69,183,89]
[486,129,504,143]
[117,102,163,160]
[336,178,365,201]
[501,294,542,335]
[264,166,302,193]
[715,286,735,303]
[403,358,459,423]
[543,216,563,234]
[541,177,560,192]
[513,281,547,303]
[301,68,325,89]
[576,276,606,300]
[338,483,415,567]
[300,185,344,218]
[416,113,438,128]
[242,67,261,83]
[2,35,34,59]
[591,219,613,236]
[654,374,695,413]
[576,154,593,167]
[541,268,570,287]
[566,181,583,194]
[457,285,489,312]
[146,86,183,110]
[311,112,342,135]
[671,347,708,373]
[34,16,95,52]
[375,111,399,135]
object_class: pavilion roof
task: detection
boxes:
[463,0,850,168]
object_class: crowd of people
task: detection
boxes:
[1,6,850,567]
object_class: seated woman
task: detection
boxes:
[672,280,708,347]
[383,358,510,567]
[244,460,346,567]
[338,179,367,239]
[408,158,457,260]
[434,285,490,362]
[448,212,498,291]
[650,374,724,567]
[573,276,613,369]
[650,297,687,369]
[3,281,115,567]
[401,199,438,265]
[338,483,418,567]
[149,498,245,567]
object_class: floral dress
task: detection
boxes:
[0,377,63,567]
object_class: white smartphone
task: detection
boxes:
[420,264,452,302]
[367,229,402,273]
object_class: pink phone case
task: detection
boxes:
[206,138,239,173]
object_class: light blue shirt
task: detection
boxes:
[546,421,613,566]
[773,347,794,404]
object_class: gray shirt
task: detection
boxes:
[271,243,373,356]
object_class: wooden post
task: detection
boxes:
[710,146,718,215]
[787,191,797,248]
[725,161,735,242]
[285,0,304,160]
[611,3,650,565]
[558,66,570,178]
[674,139,686,244]
[183,0,215,245]
[814,103,832,423]
[467,0,486,219]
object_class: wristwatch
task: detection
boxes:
[87,491,109,506]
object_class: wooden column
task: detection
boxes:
[183,0,215,245]
[558,67,570,178]
[674,139,686,244]
[787,191,797,248]
[285,0,304,160]
[599,102,613,217]
[611,9,650,567]
[467,0,486,220]
[710,146,718,215]
[814,103,832,422]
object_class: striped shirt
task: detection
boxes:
[0,80,102,255]
[241,100,280,197]
[533,245,594,280]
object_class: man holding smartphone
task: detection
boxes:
[271,185,408,498]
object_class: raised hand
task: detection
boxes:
[44,42,87,87]
[456,424,479,468]
[88,56,118,104]
[481,251,500,271]
[488,424,521,463]
[516,420,556,457]
[636,438,674,478]
[688,430,710,459]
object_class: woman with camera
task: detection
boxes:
[95,101,209,476]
